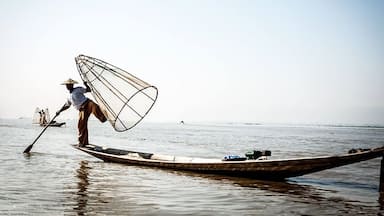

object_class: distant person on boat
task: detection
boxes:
[38,109,48,126]
[58,78,107,147]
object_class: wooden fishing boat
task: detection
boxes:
[41,121,66,127]
[33,108,66,127]
[74,144,384,180]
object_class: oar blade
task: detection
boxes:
[23,144,33,154]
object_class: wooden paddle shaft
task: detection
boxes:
[23,104,65,153]
[30,113,60,145]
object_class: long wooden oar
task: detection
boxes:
[23,104,66,154]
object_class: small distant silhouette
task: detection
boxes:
[180,120,185,124]
[38,109,48,126]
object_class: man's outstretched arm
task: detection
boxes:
[56,101,71,115]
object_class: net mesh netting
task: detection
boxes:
[75,54,158,132]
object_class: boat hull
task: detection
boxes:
[74,145,384,180]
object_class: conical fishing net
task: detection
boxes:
[32,107,41,124]
[75,55,158,132]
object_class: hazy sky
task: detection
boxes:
[0,0,383,125]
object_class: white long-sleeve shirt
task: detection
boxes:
[65,87,88,110]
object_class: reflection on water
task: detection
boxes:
[67,160,384,215]
[152,168,356,205]
[166,169,317,195]
[74,160,90,215]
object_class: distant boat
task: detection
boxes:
[73,144,384,180]
[32,107,66,127]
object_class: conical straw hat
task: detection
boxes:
[61,78,78,85]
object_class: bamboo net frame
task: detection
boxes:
[75,54,158,132]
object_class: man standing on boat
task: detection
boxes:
[58,78,107,147]
[38,109,48,126]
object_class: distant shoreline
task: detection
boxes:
[2,118,384,129]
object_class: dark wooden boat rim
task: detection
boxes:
[74,144,384,180]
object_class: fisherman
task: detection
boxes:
[58,78,107,147]
[38,109,48,126]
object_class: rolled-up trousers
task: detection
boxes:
[78,100,107,146]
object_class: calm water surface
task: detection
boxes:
[1,118,384,215]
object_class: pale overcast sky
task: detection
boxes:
[0,0,383,125]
